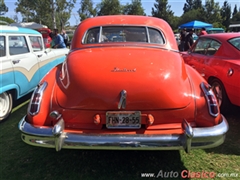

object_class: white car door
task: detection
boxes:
[29,35,68,80]
[0,35,14,93]
[8,35,40,95]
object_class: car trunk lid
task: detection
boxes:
[57,46,192,110]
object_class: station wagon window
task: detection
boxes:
[29,36,43,51]
[192,38,221,56]
[228,37,240,50]
[8,36,29,55]
[0,36,6,57]
[83,26,164,44]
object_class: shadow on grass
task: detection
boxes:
[0,102,190,180]
[205,105,240,156]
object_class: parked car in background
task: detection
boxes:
[192,33,198,42]
[0,26,69,121]
[65,30,75,43]
[19,15,228,152]
[181,33,240,112]
[206,28,225,34]
[37,28,52,48]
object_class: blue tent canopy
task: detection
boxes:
[179,20,213,29]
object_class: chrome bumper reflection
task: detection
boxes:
[19,116,228,152]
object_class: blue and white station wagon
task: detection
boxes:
[0,26,69,121]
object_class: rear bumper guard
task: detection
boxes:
[19,116,228,152]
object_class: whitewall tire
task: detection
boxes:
[0,92,13,122]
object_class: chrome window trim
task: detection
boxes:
[82,25,166,45]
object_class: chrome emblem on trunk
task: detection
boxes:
[118,90,127,109]
[111,67,136,72]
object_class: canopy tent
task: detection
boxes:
[9,22,48,30]
[179,20,213,29]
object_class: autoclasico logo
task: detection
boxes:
[140,170,239,178]
[156,170,215,179]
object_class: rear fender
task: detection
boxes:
[27,65,62,126]
[185,65,221,126]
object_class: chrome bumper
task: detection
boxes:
[19,116,228,152]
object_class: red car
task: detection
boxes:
[181,33,240,111]
[37,28,52,48]
[19,15,228,152]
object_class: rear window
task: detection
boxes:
[228,37,240,50]
[83,26,165,44]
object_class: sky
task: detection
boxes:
[4,0,240,26]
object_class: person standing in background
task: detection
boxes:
[199,27,207,36]
[52,29,66,48]
[179,28,186,51]
[61,30,69,47]
[185,29,194,51]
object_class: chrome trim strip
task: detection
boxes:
[19,116,228,152]
[81,25,167,45]
[118,90,127,109]
[186,76,197,119]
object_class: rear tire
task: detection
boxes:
[209,79,230,113]
[0,92,13,122]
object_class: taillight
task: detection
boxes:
[200,82,219,117]
[28,82,48,116]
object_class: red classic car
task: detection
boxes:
[19,15,228,152]
[181,33,240,111]
[37,28,52,48]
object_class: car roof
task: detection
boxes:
[201,33,239,41]
[72,15,178,50]
[81,15,169,28]
[206,28,224,30]
[0,25,41,35]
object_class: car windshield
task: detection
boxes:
[83,26,165,44]
[228,37,240,51]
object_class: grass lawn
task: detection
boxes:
[0,98,239,180]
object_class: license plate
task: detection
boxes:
[106,111,141,129]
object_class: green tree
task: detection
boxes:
[193,0,202,9]
[220,1,231,30]
[0,0,8,15]
[179,8,205,26]
[0,16,14,25]
[78,0,96,22]
[15,0,34,22]
[123,0,145,15]
[97,0,122,16]
[232,4,238,17]
[55,0,76,30]
[203,0,222,24]
[231,12,240,22]
[183,0,202,14]
[171,16,181,30]
[151,0,174,27]
[15,0,75,30]
[183,0,193,13]
[15,0,52,26]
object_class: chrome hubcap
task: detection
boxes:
[0,92,10,119]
